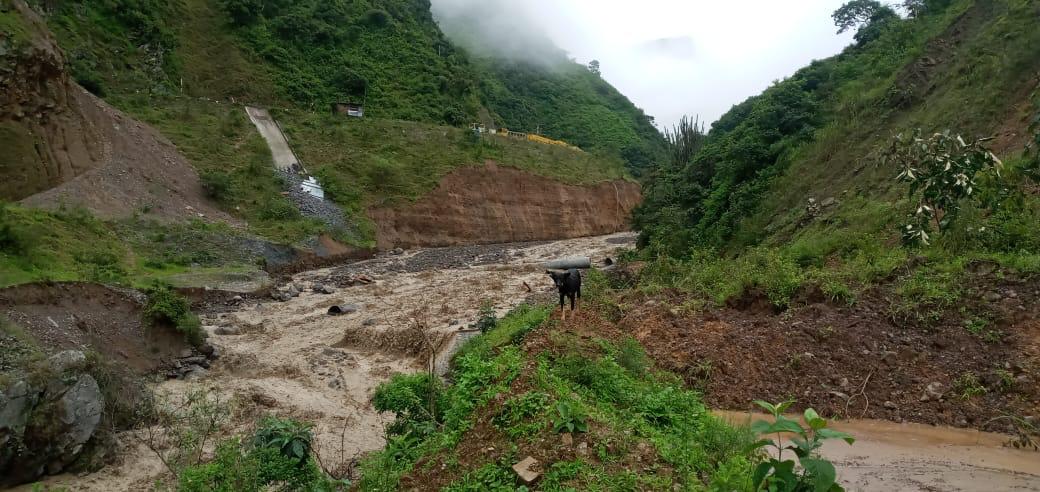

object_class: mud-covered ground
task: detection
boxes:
[15,232,1040,491]
[21,233,633,491]
[622,277,1040,434]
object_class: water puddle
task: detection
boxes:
[717,410,1040,491]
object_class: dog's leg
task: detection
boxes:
[560,293,566,321]
[569,293,576,311]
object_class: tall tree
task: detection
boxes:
[588,59,601,76]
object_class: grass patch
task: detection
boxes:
[0,205,267,288]
[143,282,206,347]
[357,304,758,491]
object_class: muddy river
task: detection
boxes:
[22,233,1040,491]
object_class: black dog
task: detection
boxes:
[547,269,581,320]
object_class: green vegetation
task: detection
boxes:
[632,0,1040,330]
[279,110,630,211]
[177,416,345,491]
[749,401,854,492]
[953,371,987,399]
[352,299,809,491]
[886,130,1003,245]
[0,204,270,288]
[473,58,667,175]
[143,282,205,347]
[636,0,1040,254]
[215,0,480,122]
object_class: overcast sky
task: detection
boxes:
[432,0,857,130]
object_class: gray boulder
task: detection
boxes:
[1,373,105,486]
[56,375,103,461]
[0,380,36,451]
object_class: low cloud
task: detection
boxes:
[638,36,696,60]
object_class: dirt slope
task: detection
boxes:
[0,282,190,373]
[369,162,641,249]
[623,278,1040,433]
[1,1,230,222]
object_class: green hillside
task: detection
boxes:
[636,0,1039,254]
[475,58,666,175]
[633,0,1040,310]
[10,0,641,248]
[28,0,662,170]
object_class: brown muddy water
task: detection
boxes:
[718,410,1040,491]
[15,231,1038,491]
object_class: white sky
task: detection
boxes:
[432,0,858,130]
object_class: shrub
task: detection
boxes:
[200,170,233,202]
[491,391,549,438]
[617,337,648,377]
[372,373,443,437]
[885,130,1003,245]
[257,197,299,221]
[749,401,854,492]
[253,416,314,466]
[144,282,206,346]
[75,250,127,283]
[178,434,333,492]
[475,301,497,334]
[361,9,391,27]
[552,400,588,434]
[0,203,23,254]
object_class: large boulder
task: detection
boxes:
[0,379,37,463]
[0,350,105,486]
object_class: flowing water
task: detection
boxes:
[20,232,1039,491]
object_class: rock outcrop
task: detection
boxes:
[369,162,641,249]
[0,350,104,486]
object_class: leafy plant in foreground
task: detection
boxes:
[253,416,314,465]
[749,400,854,492]
[885,129,1003,245]
[552,400,588,434]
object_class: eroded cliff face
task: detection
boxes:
[369,162,641,249]
[1,1,229,222]
[0,0,106,201]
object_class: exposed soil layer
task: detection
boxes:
[369,162,641,249]
[2,1,230,222]
[0,282,190,373]
[621,275,1040,434]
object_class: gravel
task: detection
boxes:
[326,239,551,280]
[280,171,349,231]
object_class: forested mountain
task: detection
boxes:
[635,0,1039,254]
[26,0,664,173]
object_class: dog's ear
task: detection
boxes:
[545,270,553,276]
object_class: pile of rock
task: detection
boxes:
[165,345,219,381]
[279,171,348,231]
